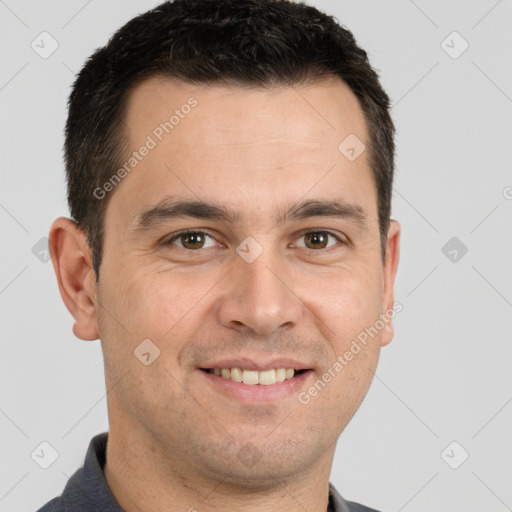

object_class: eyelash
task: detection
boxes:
[161,229,346,252]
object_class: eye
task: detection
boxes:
[163,230,218,250]
[294,231,343,250]
[162,229,345,252]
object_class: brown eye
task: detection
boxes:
[304,232,328,249]
[296,231,341,250]
[165,231,217,250]
[181,232,205,249]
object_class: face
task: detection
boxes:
[54,75,400,487]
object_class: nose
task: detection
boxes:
[215,246,303,337]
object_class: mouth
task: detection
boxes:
[200,367,308,385]
[198,367,313,403]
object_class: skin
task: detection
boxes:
[50,75,400,512]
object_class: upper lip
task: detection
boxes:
[199,357,311,372]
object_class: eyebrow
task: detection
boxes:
[131,195,368,232]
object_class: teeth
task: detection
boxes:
[258,369,276,385]
[209,368,298,385]
[230,367,243,382]
[275,368,286,382]
[242,370,259,385]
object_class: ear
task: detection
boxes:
[49,217,100,341]
[380,220,401,347]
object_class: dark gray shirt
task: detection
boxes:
[36,432,380,512]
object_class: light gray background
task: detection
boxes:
[1,1,511,511]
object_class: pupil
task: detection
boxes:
[184,232,203,248]
[306,232,327,249]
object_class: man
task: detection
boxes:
[39,0,400,510]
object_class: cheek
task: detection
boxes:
[96,272,203,409]
[300,275,383,425]
[303,265,384,345]
[109,269,215,346]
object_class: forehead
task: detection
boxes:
[124,74,367,148]
[108,75,375,228]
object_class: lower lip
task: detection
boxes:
[199,370,313,403]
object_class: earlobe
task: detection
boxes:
[49,217,100,341]
[380,219,401,347]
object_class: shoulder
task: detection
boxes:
[34,432,121,512]
[344,500,382,512]
[329,482,382,512]
[35,498,61,512]
[34,468,93,512]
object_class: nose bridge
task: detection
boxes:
[216,241,302,336]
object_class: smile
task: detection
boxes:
[199,367,312,403]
